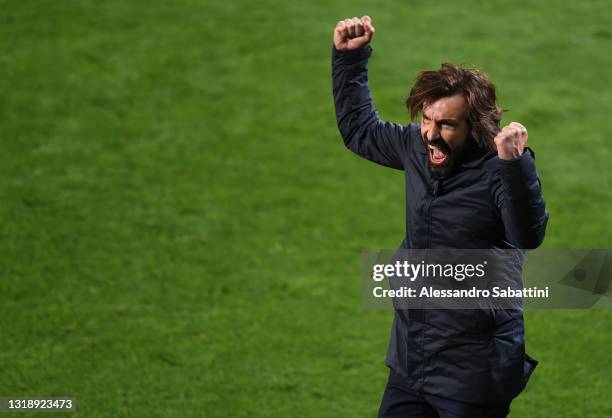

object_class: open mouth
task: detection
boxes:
[428,143,449,165]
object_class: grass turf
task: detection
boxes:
[1,0,611,416]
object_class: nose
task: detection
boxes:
[425,125,440,142]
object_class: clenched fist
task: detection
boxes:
[495,122,528,160]
[333,15,375,51]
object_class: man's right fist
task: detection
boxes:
[333,16,375,51]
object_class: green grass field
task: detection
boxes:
[1,0,611,416]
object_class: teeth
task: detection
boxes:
[428,144,438,150]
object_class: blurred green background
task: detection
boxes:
[1,0,611,416]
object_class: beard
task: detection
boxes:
[424,137,477,178]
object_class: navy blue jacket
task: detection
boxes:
[332,44,549,405]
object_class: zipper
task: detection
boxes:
[420,179,439,392]
[426,180,440,248]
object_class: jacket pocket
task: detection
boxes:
[491,309,524,367]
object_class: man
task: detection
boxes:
[332,16,548,418]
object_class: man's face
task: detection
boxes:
[420,94,472,177]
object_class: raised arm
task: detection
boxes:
[493,123,549,249]
[332,16,411,170]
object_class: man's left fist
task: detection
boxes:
[494,122,528,160]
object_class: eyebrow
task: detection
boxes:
[422,113,460,125]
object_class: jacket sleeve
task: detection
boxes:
[493,148,549,249]
[332,44,411,170]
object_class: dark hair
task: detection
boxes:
[405,63,502,151]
